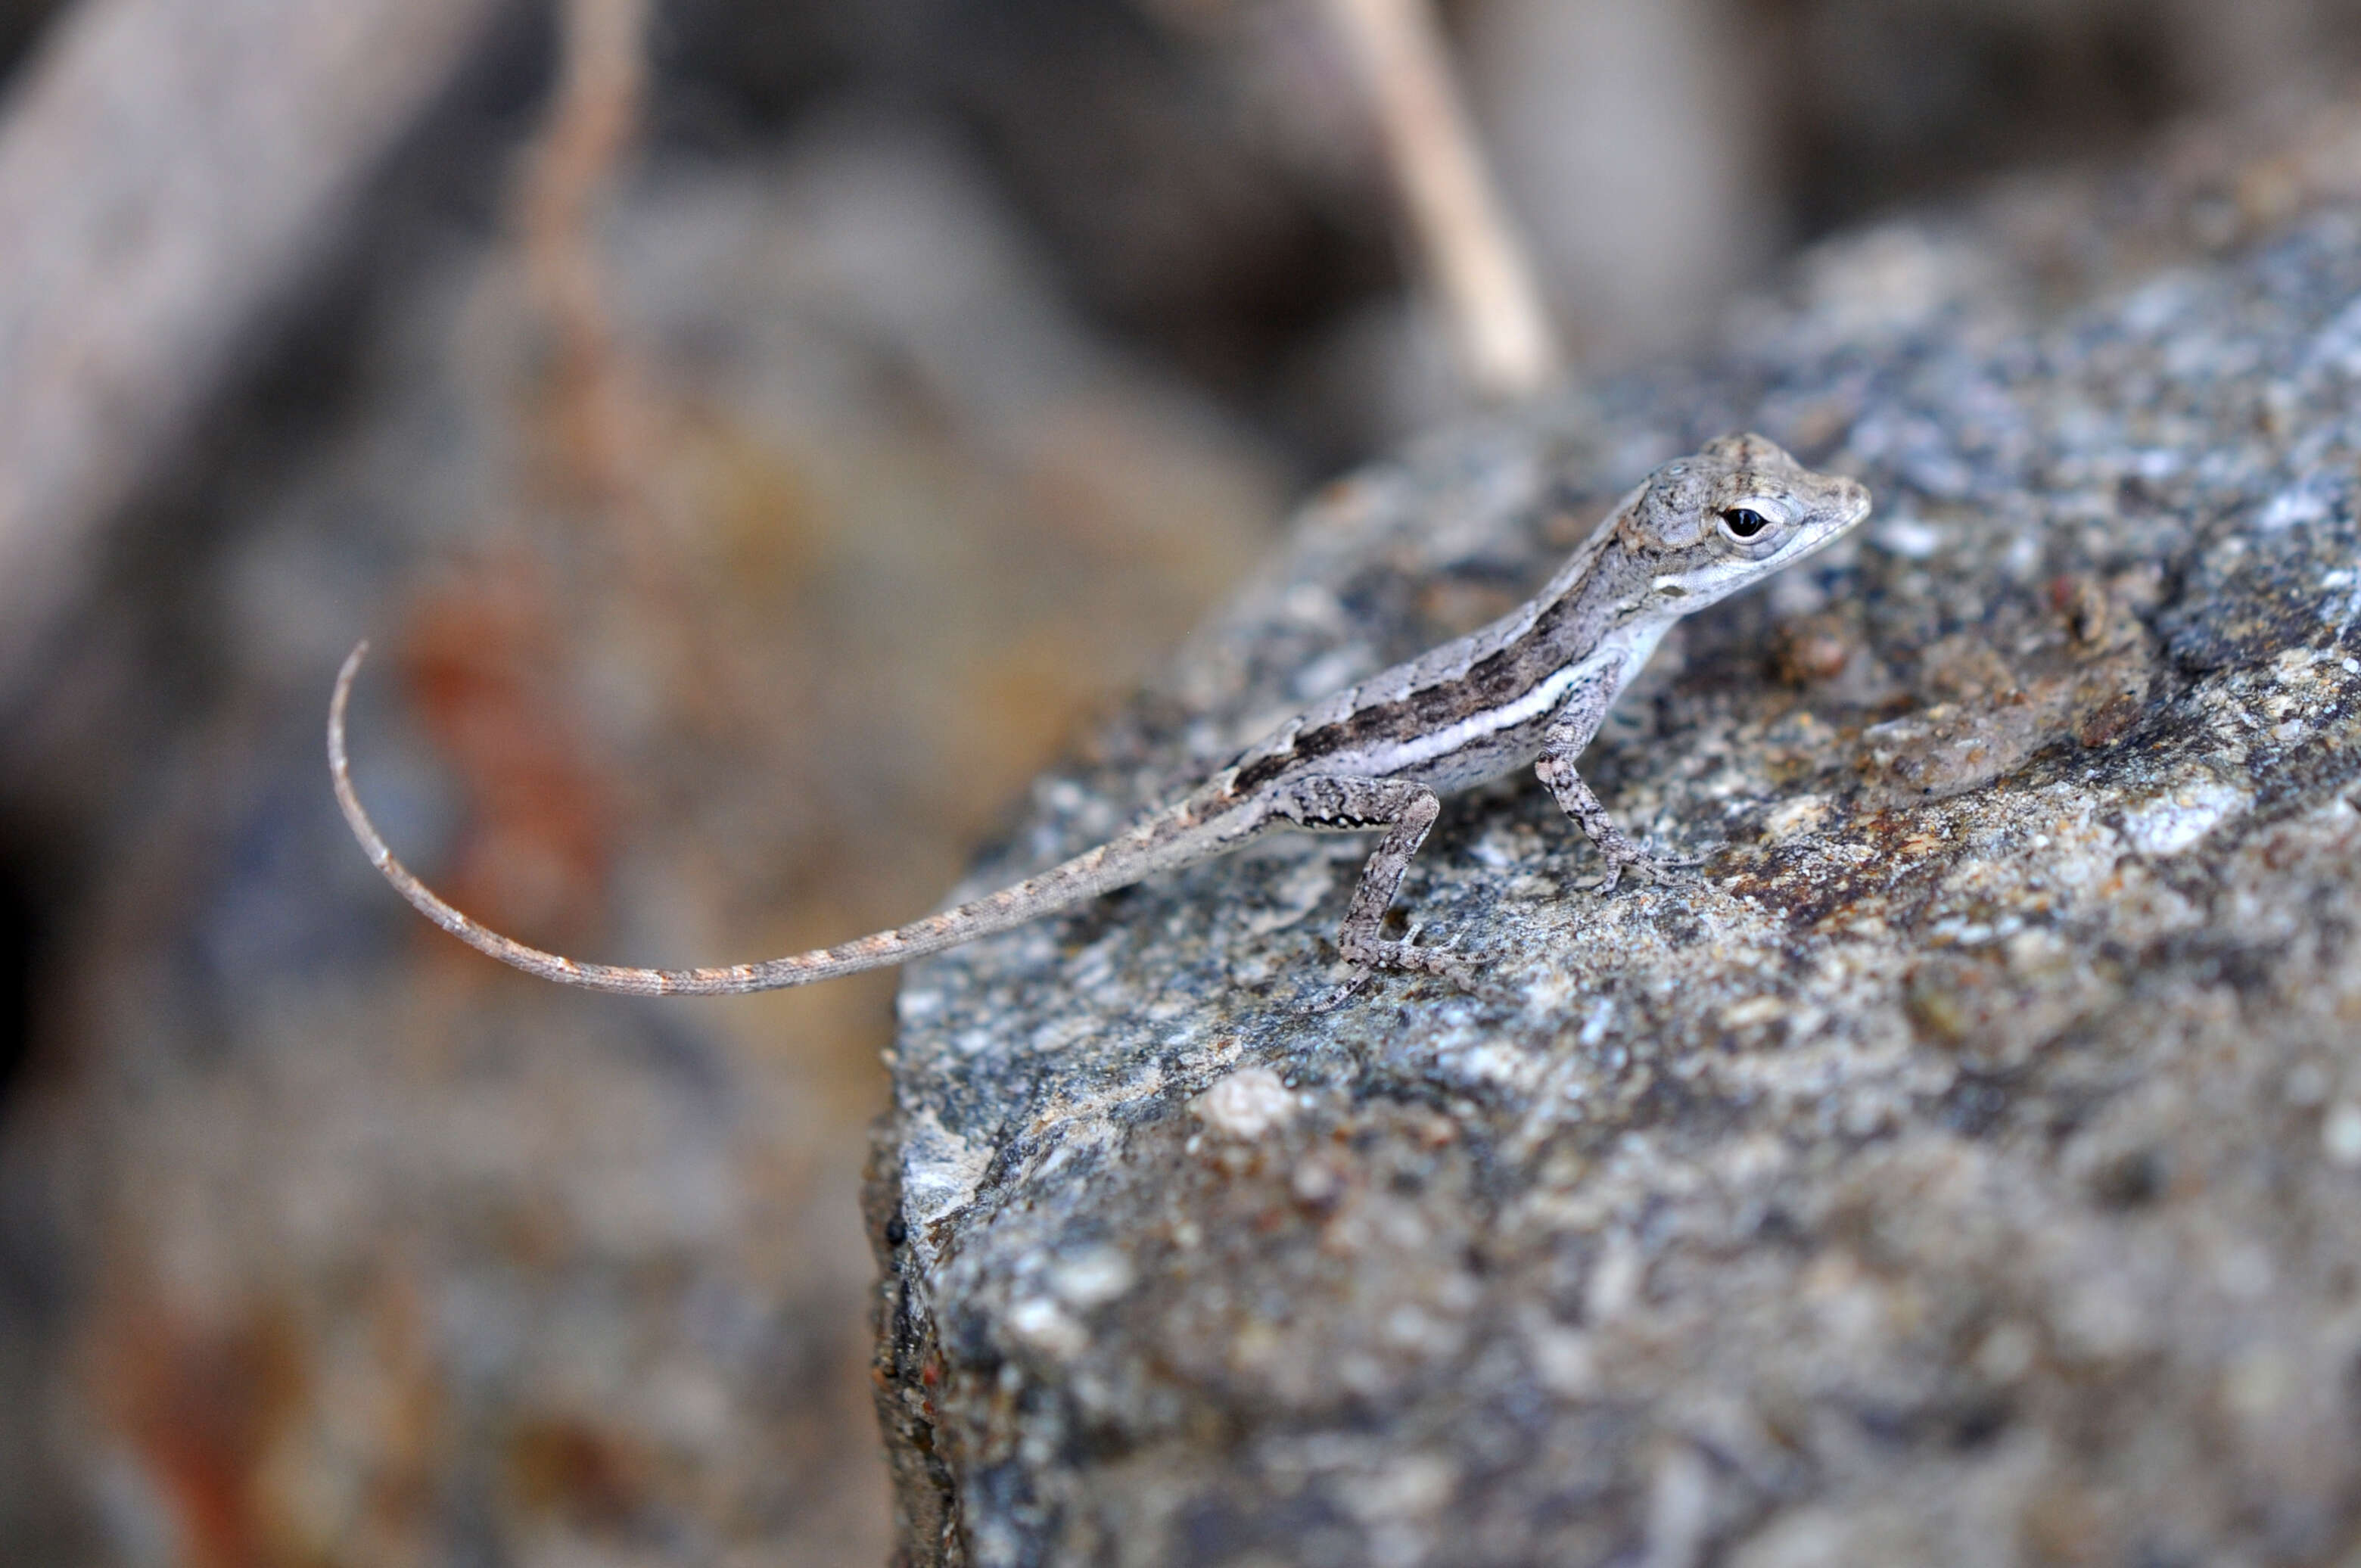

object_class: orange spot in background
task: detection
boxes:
[402,566,614,957]
[97,1299,308,1568]
[505,1414,649,1530]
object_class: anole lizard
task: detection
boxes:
[330,433,1869,996]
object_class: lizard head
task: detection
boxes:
[1616,433,1871,612]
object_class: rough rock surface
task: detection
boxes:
[867,135,2361,1566]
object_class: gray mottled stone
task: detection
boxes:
[866,162,2361,1566]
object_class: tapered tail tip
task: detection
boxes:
[331,640,371,725]
[328,639,374,789]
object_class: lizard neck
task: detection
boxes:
[1523,528,1672,674]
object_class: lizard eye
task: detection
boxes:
[1719,507,1772,540]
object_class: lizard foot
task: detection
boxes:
[1591,838,1717,894]
[1317,932,1507,1010]
[1342,935,1476,982]
[1308,970,1377,1014]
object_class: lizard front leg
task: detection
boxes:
[1270,775,1470,983]
[1536,671,1698,894]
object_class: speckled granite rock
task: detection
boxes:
[866,148,2361,1566]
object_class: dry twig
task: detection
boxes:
[519,0,656,523]
[1319,0,1563,402]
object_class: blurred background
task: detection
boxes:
[2,0,2359,1561]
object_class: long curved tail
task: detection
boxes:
[328,642,1187,995]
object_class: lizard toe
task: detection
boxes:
[1308,970,1377,1014]
[1594,839,1710,890]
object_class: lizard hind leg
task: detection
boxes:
[1272,775,1474,988]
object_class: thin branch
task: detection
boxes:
[520,0,651,496]
[1320,0,1563,402]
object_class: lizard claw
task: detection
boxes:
[1386,937,1518,1006]
[1592,838,1715,894]
[1641,841,1719,876]
[1308,970,1377,1014]
[1314,929,1500,1011]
